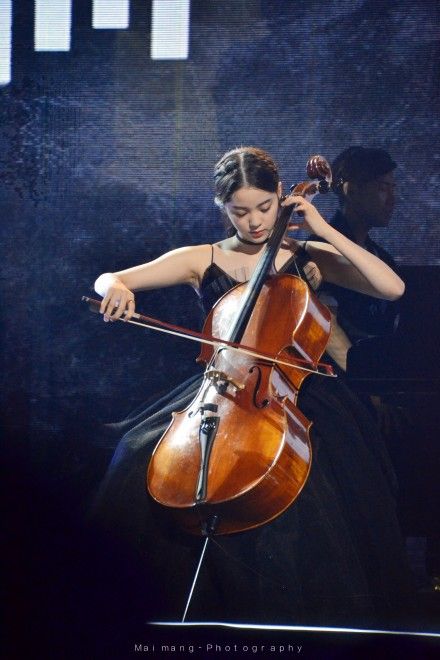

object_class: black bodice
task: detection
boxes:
[198,246,315,316]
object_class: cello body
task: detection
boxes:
[147,274,331,535]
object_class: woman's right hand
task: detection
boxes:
[99,280,136,322]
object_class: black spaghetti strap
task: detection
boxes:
[210,244,214,265]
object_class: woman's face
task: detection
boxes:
[223,185,281,243]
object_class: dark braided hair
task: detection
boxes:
[214,147,280,236]
[214,147,280,206]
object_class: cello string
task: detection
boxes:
[292,254,303,280]
[181,536,210,623]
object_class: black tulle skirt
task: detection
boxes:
[90,370,414,627]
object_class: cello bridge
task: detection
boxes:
[205,369,244,393]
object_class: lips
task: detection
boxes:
[250,230,265,239]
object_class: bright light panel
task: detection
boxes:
[151,0,190,60]
[34,0,72,51]
[93,0,129,29]
[0,0,12,85]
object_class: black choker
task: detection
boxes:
[236,234,269,246]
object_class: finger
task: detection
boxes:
[102,290,118,316]
[281,194,305,206]
[105,300,118,318]
[123,299,136,321]
[100,291,112,314]
[110,298,128,321]
[281,196,297,207]
[112,292,136,321]
[283,202,306,218]
[107,294,124,319]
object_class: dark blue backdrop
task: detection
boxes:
[1,1,439,653]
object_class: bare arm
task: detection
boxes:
[305,236,404,300]
[95,244,210,320]
[283,196,405,300]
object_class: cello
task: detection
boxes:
[146,156,335,537]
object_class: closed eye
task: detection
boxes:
[235,205,270,217]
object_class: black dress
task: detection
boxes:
[90,250,413,627]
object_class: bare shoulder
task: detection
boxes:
[113,243,214,290]
[169,243,212,259]
[174,243,214,285]
[214,237,235,251]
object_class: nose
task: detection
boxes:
[248,211,263,229]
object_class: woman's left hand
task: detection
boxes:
[281,195,329,237]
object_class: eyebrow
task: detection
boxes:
[230,197,273,210]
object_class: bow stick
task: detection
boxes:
[82,296,335,378]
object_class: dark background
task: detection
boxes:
[1,1,439,657]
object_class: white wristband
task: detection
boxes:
[94,272,119,297]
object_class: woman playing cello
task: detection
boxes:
[91,147,413,626]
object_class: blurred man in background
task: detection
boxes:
[311,146,439,597]
[313,146,399,371]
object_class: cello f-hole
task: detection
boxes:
[249,365,269,409]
